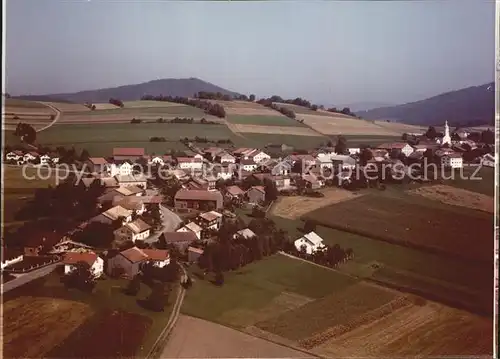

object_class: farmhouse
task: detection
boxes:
[246,150,271,163]
[198,211,223,231]
[113,218,151,242]
[440,153,463,169]
[115,174,147,188]
[63,252,104,278]
[481,153,495,167]
[149,155,173,166]
[234,228,256,240]
[174,189,224,210]
[240,159,258,172]
[215,151,236,164]
[113,147,145,162]
[377,143,414,157]
[107,247,170,278]
[161,231,198,252]
[109,161,133,177]
[87,157,109,174]
[176,156,203,170]
[348,147,361,155]
[270,161,292,176]
[225,185,245,201]
[39,154,51,165]
[330,154,357,170]
[204,147,225,161]
[213,163,234,180]
[316,155,333,169]
[188,246,204,263]
[184,176,217,191]
[301,174,325,189]
[23,151,39,163]
[294,231,326,255]
[247,186,266,204]
[102,205,133,224]
[5,150,23,161]
[114,185,144,197]
[177,221,203,240]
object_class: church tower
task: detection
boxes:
[441,120,451,145]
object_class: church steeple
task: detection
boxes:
[442,120,451,145]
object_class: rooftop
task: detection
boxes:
[63,251,99,266]
[162,231,197,243]
[102,205,133,221]
[88,157,108,166]
[125,218,151,233]
[199,211,223,222]
[175,189,223,202]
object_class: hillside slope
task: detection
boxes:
[16,78,241,103]
[358,82,494,126]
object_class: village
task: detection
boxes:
[1,121,495,292]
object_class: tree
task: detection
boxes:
[80,149,90,162]
[425,126,438,140]
[326,140,333,147]
[481,129,494,144]
[402,133,409,141]
[359,148,373,166]
[334,135,347,155]
[304,220,316,233]
[263,179,278,202]
[63,261,96,292]
[145,282,169,311]
[125,275,141,296]
[249,94,256,102]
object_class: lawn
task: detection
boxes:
[3,271,176,358]
[29,123,248,156]
[181,254,358,329]
[442,166,494,196]
[226,115,305,127]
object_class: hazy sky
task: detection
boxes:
[5,0,495,105]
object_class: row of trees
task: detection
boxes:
[256,98,297,119]
[180,137,233,145]
[140,95,226,118]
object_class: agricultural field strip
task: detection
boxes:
[303,193,493,263]
[230,124,322,136]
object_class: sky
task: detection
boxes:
[5,0,496,106]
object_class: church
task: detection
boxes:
[436,120,452,146]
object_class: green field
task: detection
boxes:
[339,134,402,146]
[243,133,328,150]
[62,103,208,117]
[226,115,305,127]
[182,254,359,329]
[442,166,495,196]
[23,123,249,156]
[5,98,49,109]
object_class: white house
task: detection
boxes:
[215,152,236,164]
[23,152,39,163]
[115,174,147,188]
[234,228,256,240]
[241,159,258,172]
[63,252,104,278]
[294,231,326,255]
[330,154,357,170]
[110,161,133,177]
[316,154,333,169]
[198,211,223,231]
[113,218,151,242]
[102,205,133,224]
[348,148,361,155]
[5,150,23,161]
[177,157,203,170]
[40,154,51,165]
[481,154,495,168]
[247,150,271,164]
[441,153,463,169]
[177,221,203,240]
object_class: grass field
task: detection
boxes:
[441,166,495,196]
[182,254,358,329]
[226,115,305,127]
[29,123,247,156]
[243,133,328,150]
[3,272,176,358]
[3,296,94,358]
[3,166,57,227]
[303,191,493,263]
[4,99,56,130]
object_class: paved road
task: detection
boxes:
[36,102,61,132]
[146,266,187,359]
[145,205,183,244]
[2,262,60,293]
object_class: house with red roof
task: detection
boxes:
[107,247,170,278]
[63,251,104,277]
[113,147,145,162]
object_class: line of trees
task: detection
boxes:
[256,98,297,120]
[14,122,37,144]
[180,137,233,145]
[140,95,226,118]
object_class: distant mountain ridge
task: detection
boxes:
[15,78,242,103]
[331,102,395,112]
[357,82,494,126]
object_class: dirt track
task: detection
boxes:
[162,315,310,358]
[410,185,494,213]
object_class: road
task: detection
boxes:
[36,102,61,132]
[145,205,183,244]
[2,261,60,293]
[146,265,188,359]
